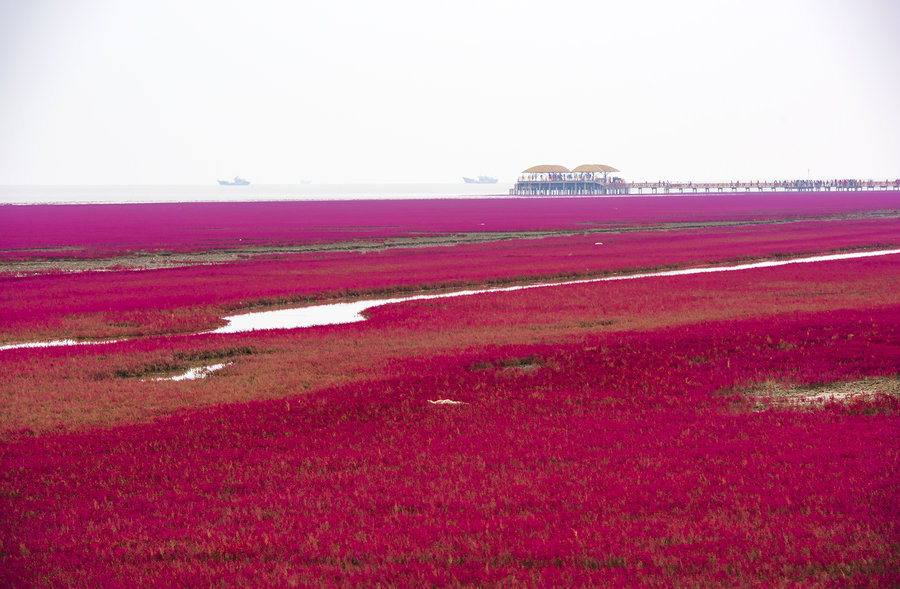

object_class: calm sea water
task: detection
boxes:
[0,183,513,204]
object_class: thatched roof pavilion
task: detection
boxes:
[522,165,571,173]
[572,164,620,173]
[513,163,625,196]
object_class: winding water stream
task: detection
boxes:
[3,248,898,351]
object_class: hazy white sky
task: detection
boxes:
[1,0,898,184]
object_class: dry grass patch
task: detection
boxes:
[740,376,899,411]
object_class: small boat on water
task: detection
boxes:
[463,175,498,184]
[218,177,250,186]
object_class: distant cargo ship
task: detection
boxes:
[463,175,498,184]
[218,177,250,186]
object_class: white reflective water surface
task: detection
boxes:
[0,183,511,204]
[148,362,232,381]
[0,338,121,352]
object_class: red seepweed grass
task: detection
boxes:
[3,216,899,344]
[1,305,898,586]
[3,192,898,255]
[2,255,899,434]
[1,196,898,586]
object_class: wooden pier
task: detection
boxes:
[512,178,629,196]
[510,164,900,196]
[511,164,628,196]
[623,179,900,194]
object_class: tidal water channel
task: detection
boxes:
[3,249,899,353]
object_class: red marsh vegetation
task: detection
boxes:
[2,216,898,344]
[1,196,898,586]
[2,191,898,256]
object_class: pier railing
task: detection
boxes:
[510,178,900,196]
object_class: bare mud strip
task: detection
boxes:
[741,376,899,410]
[2,210,897,275]
[1,231,574,275]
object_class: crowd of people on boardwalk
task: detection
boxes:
[737,179,898,191]
[774,179,867,190]
[513,175,900,196]
[639,179,899,192]
[518,172,617,182]
[518,174,898,189]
